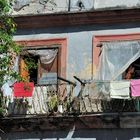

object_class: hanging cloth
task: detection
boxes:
[1,83,13,97]
[110,81,130,99]
[13,82,34,97]
[28,49,58,64]
[1,56,19,97]
[130,79,140,97]
[94,41,140,99]
[87,80,110,100]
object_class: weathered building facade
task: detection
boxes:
[1,0,140,139]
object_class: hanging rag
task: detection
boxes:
[130,79,140,97]
[1,83,13,97]
[110,81,130,99]
[13,82,34,97]
[88,80,110,100]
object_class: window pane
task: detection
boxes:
[20,46,60,85]
[96,41,140,80]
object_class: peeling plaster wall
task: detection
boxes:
[10,17,140,140]
[11,0,68,15]
[11,0,95,15]
[14,31,93,81]
[94,0,140,9]
[70,0,94,11]
[11,0,140,15]
[14,23,140,83]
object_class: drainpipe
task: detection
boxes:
[68,0,71,12]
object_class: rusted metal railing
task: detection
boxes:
[1,77,140,117]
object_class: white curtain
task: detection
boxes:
[28,49,58,64]
[88,41,140,99]
[96,41,140,80]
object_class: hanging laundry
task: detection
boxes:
[1,83,13,97]
[88,80,110,100]
[130,79,140,97]
[110,81,130,99]
[13,82,34,97]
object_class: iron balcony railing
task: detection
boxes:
[1,77,140,117]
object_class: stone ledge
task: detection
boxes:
[1,113,140,133]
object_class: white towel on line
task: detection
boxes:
[110,81,130,99]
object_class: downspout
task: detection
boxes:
[68,0,71,12]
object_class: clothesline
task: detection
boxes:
[84,79,140,100]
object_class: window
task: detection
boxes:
[96,41,140,81]
[93,34,140,78]
[124,57,140,79]
[17,39,67,85]
[92,34,140,112]
[20,46,59,85]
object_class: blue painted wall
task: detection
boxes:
[14,23,140,82]
[13,23,140,96]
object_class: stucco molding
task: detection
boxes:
[14,8,140,29]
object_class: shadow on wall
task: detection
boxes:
[1,128,140,140]
[15,22,140,35]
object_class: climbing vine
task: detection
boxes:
[0,0,21,115]
[0,0,21,87]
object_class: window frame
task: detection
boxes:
[92,33,140,77]
[16,38,67,82]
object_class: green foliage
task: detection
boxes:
[0,0,10,14]
[24,56,38,71]
[0,0,21,86]
[0,0,21,115]
[48,94,58,112]
[0,0,37,116]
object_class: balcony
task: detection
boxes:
[1,77,140,118]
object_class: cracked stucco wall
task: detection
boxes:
[11,0,140,15]
[11,0,68,15]
[94,0,140,9]
[14,23,140,81]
